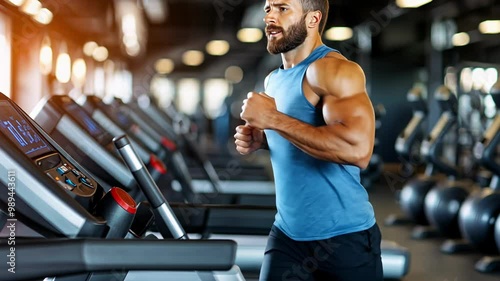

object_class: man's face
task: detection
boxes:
[264,1,308,54]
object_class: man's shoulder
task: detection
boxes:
[307,52,364,83]
[311,52,362,75]
[305,52,366,98]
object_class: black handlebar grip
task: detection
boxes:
[113,135,164,208]
[113,135,188,240]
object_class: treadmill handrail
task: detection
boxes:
[0,238,236,281]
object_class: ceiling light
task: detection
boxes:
[94,67,105,97]
[182,50,204,66]
[225,66,243,84]
[396,0,432,8]
[324,27,353,41]
[460,68,473,93]
[123,33,138,47]
[6,0,25,6]
[452,32,470,46]
[479,20,500,34]
[121,13,137,35]
[55,42,71,84]
[72,58,87,89]
[472,68,486,90]
[83,41,98,56]
[155,58,174,74]
[20,0,41,16]
[141,0,167,24]
[39,36,52,75]
[206,40,230,56]
[115,0,147,58]
[92,46,109,62]
[237,28,263,43]
[177,78,200,115]
[33,8,53,25]
[125,44,141,57]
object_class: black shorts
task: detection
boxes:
[259,223,383,281]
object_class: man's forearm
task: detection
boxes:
[269,113,371,166]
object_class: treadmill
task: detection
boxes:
[93,96,411,279]
[116,134,412,280]
[30,94,279,274]
[101,95,412,278]
[31,95,185,203]
[31,95,276,235]
[144,97,272,179]
[0,92,243,281]
[118,97,276,195]
[127,95,273,182]
[79,95,276,206]
[33,95,411,279]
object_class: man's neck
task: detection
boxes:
[281,35,323,69]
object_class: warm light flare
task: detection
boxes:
[55,52,71,83]
[92,46,108,62]
[324,27,353,41]
[479,20,500,34]
[396,0,432,8]
[155,58,174,74]
[6,0,25,6]
[71,58,87,89]
[452,32,470,47]
[237,28,263,43]
[206,40,230,56]
[33,8,53,25]
[39,36,52,75]
[20,0,41,16]
[182,50,204,66]
[83,41,98,56]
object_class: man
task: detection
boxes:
[234,0,382,280]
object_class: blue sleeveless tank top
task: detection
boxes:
[264,45,376,241]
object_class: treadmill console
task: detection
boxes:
[0,93,109,237]
[57,95,114,146]
[0,100,98,198]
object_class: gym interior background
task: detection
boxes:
[0,0,500,280]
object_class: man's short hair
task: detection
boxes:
[300,0,329,35]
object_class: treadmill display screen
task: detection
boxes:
[0,101,54,158]
[64,102,104,137]
[116,110,132,127]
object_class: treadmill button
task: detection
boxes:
[79,177,94,189]
[71,169,81,177]
[65,178,77,187]
[56,166,70,175]
[57,181,75,191]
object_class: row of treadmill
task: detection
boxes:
[388,82,500,274]
[0,92,410,281]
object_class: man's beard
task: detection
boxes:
[266,16,308,55]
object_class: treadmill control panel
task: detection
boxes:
[0,100,97,197]
[38,153,96,196]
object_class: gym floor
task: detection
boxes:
[368,164,500,281]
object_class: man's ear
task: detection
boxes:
[306,10,321,29]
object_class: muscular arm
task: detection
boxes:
[268,57,375,168]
